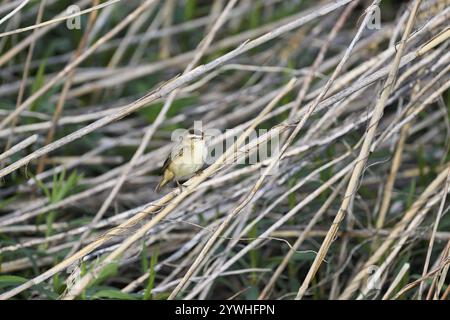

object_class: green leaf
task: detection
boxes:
[406,178,416,209]
[52,273,65,295]
[30,59,48,112]
[45,211,57,238]
[140,241,148,273]
[0,275,57,298]
[184,0,196,20]
[291,251,317,262]
[0,275,28,289]
[249,1,262,28]
[143,247,159,300]
[90,261,119,287]
[92,289,137,300]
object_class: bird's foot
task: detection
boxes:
[176,180,185,193]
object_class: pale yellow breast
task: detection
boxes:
[169,140,205,179]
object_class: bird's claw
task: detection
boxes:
[176,180,185,193]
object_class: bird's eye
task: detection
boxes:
[189,129,203,136]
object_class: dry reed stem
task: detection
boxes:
[61,77,297,300]
[65,0,239,259]
[296,0,422,299]
[36,0,100,174]
[1,0,448,301]
[0,0,353,181]
[340,162,450,298]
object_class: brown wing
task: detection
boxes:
[161,156,171,173]
[161,145,183,173]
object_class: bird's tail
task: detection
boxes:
[154,178,167,193]
[155,170,173,193]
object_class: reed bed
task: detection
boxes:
[0,0,449,300]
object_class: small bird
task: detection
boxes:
[155,128,206,192]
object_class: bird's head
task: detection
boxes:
[185,128,204,141]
